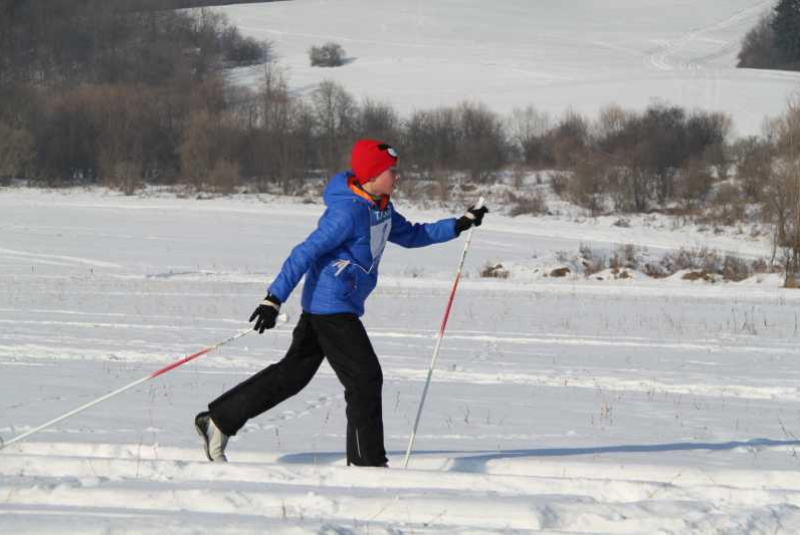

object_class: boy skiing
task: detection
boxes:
[195,139,488,467]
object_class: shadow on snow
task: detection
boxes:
[276,438,800,472]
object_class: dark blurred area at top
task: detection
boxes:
[0,0,280,86]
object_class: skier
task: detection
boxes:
[195,139,488,466]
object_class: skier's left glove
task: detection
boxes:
[249,294,281,333]
[455,204,489,235]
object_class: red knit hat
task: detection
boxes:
[350,139,398,184]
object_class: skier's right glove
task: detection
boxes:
[455,204,489,235]
[249,294,281,333]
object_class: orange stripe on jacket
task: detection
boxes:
[347,176,389,211]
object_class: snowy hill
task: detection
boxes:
[220,0,800,137]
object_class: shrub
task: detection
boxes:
[657,247,757,281]
[721,255,752,281]
[403,102,508,180]
[643,262,669,279]
[549,111,590,169]
[109,161,142,196]
[592,103,732,211]
[224,34,271,66]
[35,88,100,185]
[549,171,570,197]
[581,244,756,281]
[180,110,214,188]
[508,191,548,216]
[507,105,551,167]
[430,173,452,203]
[455,102,508,181]
[764,101,800,287]
[208,160,239,194]
[480,262,510,278]
[676,158,714,208]
[309,42,346,67]
[0,122,34,180]
[609,244,639,271]
[752,258,770,274]
[579,243,606,276]
[733,136,773,202]
[682,270,715,282]
[568,153,606,215]
[702,183,746,226]
[403,107,459,174]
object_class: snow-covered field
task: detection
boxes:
[4,2,800,532]
[2,188,800,533]
[221,0,800,137]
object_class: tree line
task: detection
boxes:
[738,0,800,70]
[1,0,800,284]
[0,1,271,190]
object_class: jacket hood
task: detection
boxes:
[323,171,388,208]
[323,172,360,206]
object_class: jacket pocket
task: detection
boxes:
[329,260,357,298]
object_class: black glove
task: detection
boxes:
[249,294,281,333]
[455,204,489,235]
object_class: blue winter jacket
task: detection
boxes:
[268,171,458,316]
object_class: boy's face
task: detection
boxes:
[364,167,398,196]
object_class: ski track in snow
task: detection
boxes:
[5,303,800,532]
[4,188,800,532]
[3,446,800,533]
[4,321,800,402]
[646,0,774,71]
[0,246,123,269]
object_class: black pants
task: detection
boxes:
[209,312,387,467]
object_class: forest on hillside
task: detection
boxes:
[738,0,800,70]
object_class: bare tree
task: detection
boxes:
[676,158,715,209]
[252,64,317,192]
[312,80,358,177]
[594,104,628,140]
[507,105,551,166]
[403,107,458,176]
[738,14,780,68]
[180,109,214,189]
[0,121,34,182]
[570,152,607,215]
[733,136,774,202]
[549,110,590,169]
[765,101,800,284]
[358,99,400,145]
[455,102,507,181]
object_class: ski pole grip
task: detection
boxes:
[475,196,485,210]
